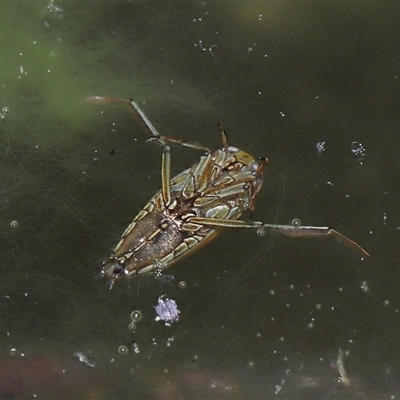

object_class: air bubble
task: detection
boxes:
[154,259,166,270]
[132,343,140,354]
[128,322,136,331]
[130,310,142,322]
[247,361,255,370]
[2,107,9,114]
[0,113,6,121]
[360,281,369,293]
[383,299,390,307]
[269,290,275,296]
[257,228,265,237]
[307,322,314,329]
[153,259,167,277]
[179,281,187,289]
[10,220,18,228]
[315,303,322,310]
[291,218,301,226]
[118,345,128,355]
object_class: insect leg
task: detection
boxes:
[126,100,211,152]
[148,135,211,153]
[84,96,163,141]
[187,217,369,258]
[161,145,172,207]
[217,123,229,148]
[187,217,262,229]
[260,223,370,258]
[85,96,212,151]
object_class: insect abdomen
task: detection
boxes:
[107,211,183,275]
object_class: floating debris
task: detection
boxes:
[336,348,350,387]
[155,295,180,326]
[316,141,326,155]
[74,351,95,367]
[351,141,366,164]
[155,274,175,283]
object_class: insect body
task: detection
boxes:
[85,97,369,282]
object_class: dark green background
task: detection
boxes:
[0,2,398,398]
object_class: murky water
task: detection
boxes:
[0,2,399,398]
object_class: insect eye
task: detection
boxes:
[111,263,125,278]
[103,260,125,279]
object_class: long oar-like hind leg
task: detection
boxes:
[259,223,369,258]
[187,217,369,259]
[84,96,162,140]
[84,96,211,208]
[84,96,211,151]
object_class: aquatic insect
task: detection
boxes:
[85,96,369,283]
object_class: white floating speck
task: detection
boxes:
[155,295,180,325]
